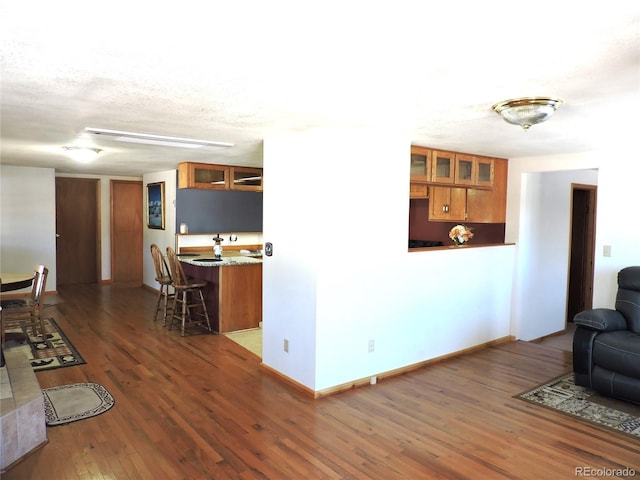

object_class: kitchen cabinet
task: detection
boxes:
[454,153,476,185]
[466,158,508,223]
[429,186,466,221]
[230,167,263,192]
[179,260,262,333]
[410,182,428,199]
[178,162,229,190]
[452,154,494,187]
[431,150,456,184]
[476,157,495,187]
[410,146,431,182]
[179,162,263,191]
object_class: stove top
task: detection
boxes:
[409,239,443,248]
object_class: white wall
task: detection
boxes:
[263,129,515,392]
[1,168,142,289]
[507,151,640,341]
[512,169,598,340]
[0,165,57,291]
[142,170,177,290]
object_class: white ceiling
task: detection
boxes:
[1,2,638,176]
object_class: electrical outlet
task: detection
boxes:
[284,338,289,353]
[368,339,375,353]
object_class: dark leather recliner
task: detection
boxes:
[573,266,640,404]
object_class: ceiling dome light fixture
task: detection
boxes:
[62,146,102,163]
[492,97,564,131]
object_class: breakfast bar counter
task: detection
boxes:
[179,254,262,334]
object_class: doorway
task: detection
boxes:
[56,177,100,285]
[110,180,143,286]
[566,184,597,323]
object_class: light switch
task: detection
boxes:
[603,245,612,257]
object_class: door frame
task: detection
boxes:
[566,183,597,323]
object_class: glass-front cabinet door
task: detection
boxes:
[410,146,431,182]
[430,150,455,183]
[178,162,229,189]
[454,154,476,185]
[476,157,495,187]
[230,167,263,191]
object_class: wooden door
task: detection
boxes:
[111,180,143,286]
[56,177,100,285]
[567,185,597,322]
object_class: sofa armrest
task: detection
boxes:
[574,308,628,331]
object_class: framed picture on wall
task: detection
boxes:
[147,182,165,229]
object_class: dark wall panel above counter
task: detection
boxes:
[176,188,263,234]
[408,199,505,245]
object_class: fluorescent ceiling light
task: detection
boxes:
[84,127,234,149]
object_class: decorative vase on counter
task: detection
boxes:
[213,234,224,260]
[449,224,474,246]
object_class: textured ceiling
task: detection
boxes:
[1,2,638,176]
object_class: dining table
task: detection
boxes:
[0,272,34,292]
[0,273,34,345]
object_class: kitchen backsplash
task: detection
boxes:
[408,199,505,245]
[176,232,263,253]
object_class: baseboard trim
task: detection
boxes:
[260,335,516,399]
[259,363,317,397]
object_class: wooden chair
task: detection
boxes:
[165,247,212,336]
[1,264,48,346]
[150,244,174,326]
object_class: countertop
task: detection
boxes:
[408,242,515,252]
[178,253,262,267]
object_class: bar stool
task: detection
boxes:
[165,247,212,336]
[150,244,174,326]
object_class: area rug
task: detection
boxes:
[42,382,115,426]
[516,372,640,439]
[3,318,86,372]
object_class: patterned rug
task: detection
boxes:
[516,372,640,439]
[43,382,115,426]
[3,318,86,372]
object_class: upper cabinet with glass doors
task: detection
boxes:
[178,162,229,190]
[410,146,431,183]
[230,167,263,192]
[179,162,263,191]
[431,150,456,184]
[476,157,495,187]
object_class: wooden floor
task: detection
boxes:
[4,284,639,479]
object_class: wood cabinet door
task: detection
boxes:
[431,151,455,183]
[230,167,263,191]
[410,182,428,199]
[454,154,476,185]
[178,162,229,190]
[410,146,431,182]
[466,189,494,223]
[476,157,495,187]
[429,186,466,221]
[466,159,508,223]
